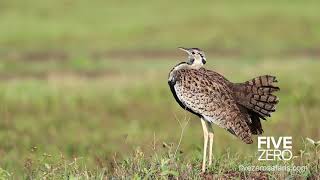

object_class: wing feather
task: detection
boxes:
[171,68,253,144]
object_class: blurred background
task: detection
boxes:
[0,0,319,175]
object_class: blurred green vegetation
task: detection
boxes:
[1,0,320,53]
[0,0,320,178]
[0,58,319,177]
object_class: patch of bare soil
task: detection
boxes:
[280,48,320,58]
[0,48,318,80]
[201,171,269,180]
[2,48,319,62]
[0,71,119,81]
[92,48,242,60]
[3,51,69,61]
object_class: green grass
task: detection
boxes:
[6,142,318,179]
[1,0,320,178]
[0,57,319,178]
[1,0,320,53]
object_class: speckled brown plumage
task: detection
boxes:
[168,66,279,144]
[232,75,280,118]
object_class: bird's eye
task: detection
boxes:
[191,52,195,55]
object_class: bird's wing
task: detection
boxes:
[172,68,253,144]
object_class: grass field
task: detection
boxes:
[0,0,320,179]
[1,0,320,53]
[1,57,319,179]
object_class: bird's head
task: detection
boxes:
[178,47,206,69]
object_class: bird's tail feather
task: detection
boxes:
[233,75,280,118]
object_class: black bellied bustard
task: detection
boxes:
[168,47,279,172]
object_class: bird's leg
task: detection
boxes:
[200,118,209,173]
[207,122,214,166]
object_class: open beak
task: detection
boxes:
[178,47,191,54]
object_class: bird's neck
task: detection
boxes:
[168,62,204,81]
[190,62,203,69]
[174,62,203,71]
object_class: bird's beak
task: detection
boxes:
[178,47,191,54]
